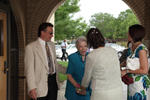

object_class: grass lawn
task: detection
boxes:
[58,61,68,68]
[58,61,68,82]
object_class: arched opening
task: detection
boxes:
[53,0,140,44]
[46,0,150,100]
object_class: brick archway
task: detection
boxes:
[9,1,26,99]
[26,0,65,44]
[9,0,65,99]
[123,0,150,51]
[8,0,150,100]
[123,0,145,24]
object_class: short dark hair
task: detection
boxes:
[38,22,53,37]
[86,28,105,49]
[129,24,146,43]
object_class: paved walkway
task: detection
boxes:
[57,81,140,100]
[57,81,66,100]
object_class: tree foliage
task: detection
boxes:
[90,13,116,39]
[55,1,139,40]
[55,0,88,40]
[89,9,139,39]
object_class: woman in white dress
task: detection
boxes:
[80,28,123,100]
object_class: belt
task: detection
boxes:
[48,73,56,78]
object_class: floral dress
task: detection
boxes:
[127,44,150,100]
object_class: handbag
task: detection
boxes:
[126,57,140,70]
[122,74,134,85]
[127,44,149,70]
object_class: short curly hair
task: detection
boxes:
[86,28,105,49]
[129,24,146,43]
[75,36,87,48]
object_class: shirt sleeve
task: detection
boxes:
[66,42,68,47]
[24,45,36,93]
[81,55,94,87]
[61,42,63,46]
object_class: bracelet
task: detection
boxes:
[76,84,81,88]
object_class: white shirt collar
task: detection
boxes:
[38,37,46,46]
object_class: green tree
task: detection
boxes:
[55,0,88,40]
[116,9,139,38]
[89,9,139,39]
[90,13,116,39]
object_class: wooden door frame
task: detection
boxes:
[0,11,7,100]
[0,2,19,100]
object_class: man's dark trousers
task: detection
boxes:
[31,73,58,100]
[61,49,67,61]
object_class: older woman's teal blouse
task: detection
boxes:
[65,51,91,100]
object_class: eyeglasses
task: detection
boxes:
[49,32,53,35]
[44,30,53,35]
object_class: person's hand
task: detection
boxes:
[120,61,126,67]
[76,85,86,95]
[76,88,86,95]
[121,70,127,77]
[29,88,37,100]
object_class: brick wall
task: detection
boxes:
[124,0,150,51]
[10,0,64,100]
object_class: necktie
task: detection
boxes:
[45,42,54,74]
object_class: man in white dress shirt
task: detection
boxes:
[25,22,66,100]
[61,39,68,61]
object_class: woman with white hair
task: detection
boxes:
[65,36,91,100]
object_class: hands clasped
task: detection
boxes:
[75,84,86,95]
